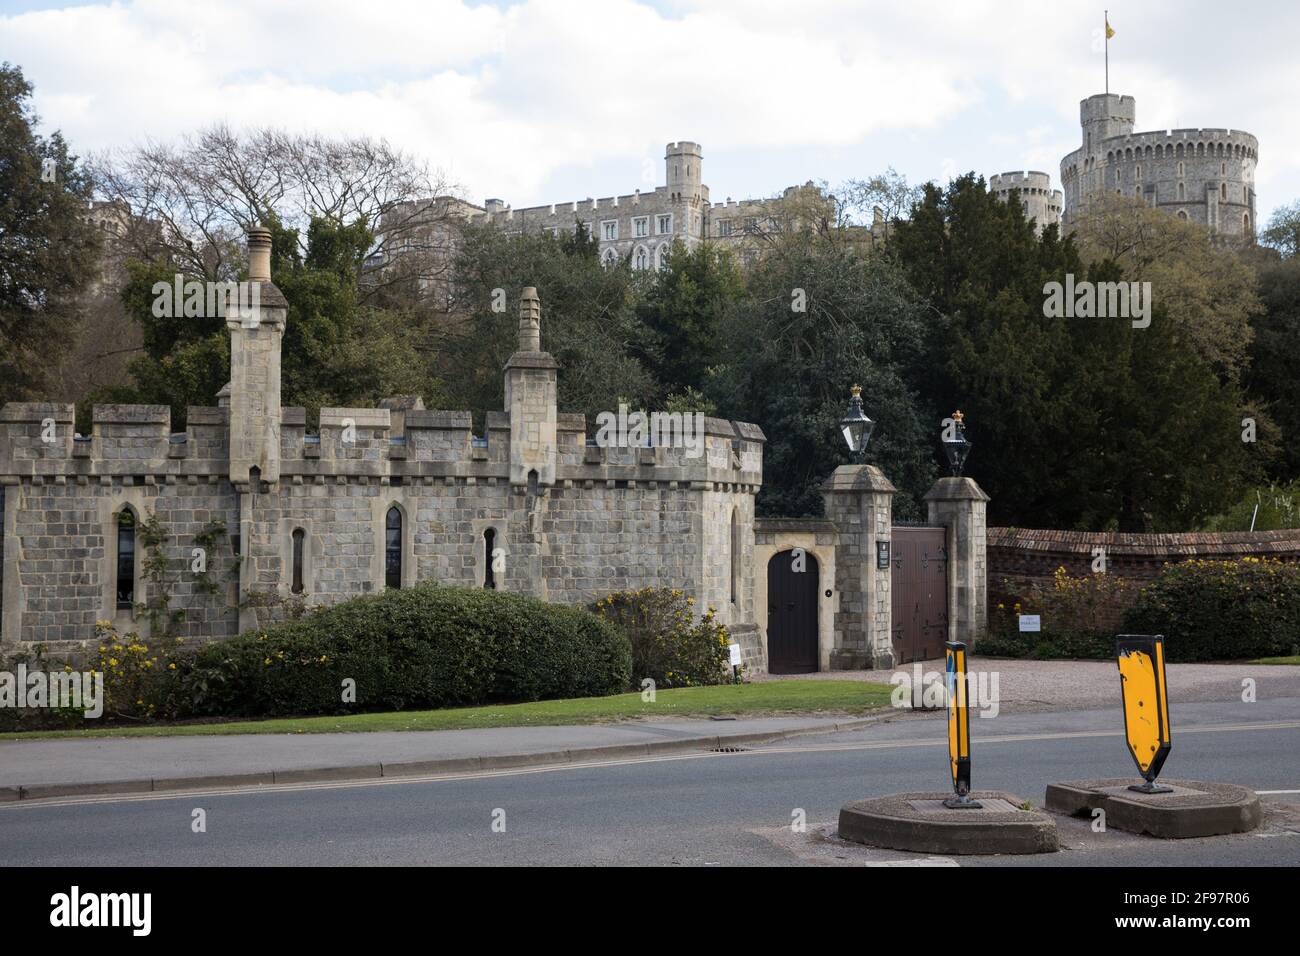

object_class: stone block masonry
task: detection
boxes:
[0,231,764,656]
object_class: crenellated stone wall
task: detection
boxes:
[0,232,765,655]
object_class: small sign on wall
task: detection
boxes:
[728,643,743,667]
[1018,614,1041,632]
[877,540,891,570]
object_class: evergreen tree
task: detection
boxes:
[0,63,100,403]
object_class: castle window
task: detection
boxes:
[729,508,740,606]
[601,220,617,241]
[655,243,669,270]
[656,214,672,235]
[291,528,305,595]
[484,528,497,590]
[385,506,402,589]
[116,510,136,609]
[1221,183,1227,200]
[634,246,649,270]
[1221,162,1227,175]
[1177,182,1185,200]
[1244,213,1251,233]
[633,217,648,238]
[1178,210,1188,220]
[717,219,732,237]
[601,248,618,269]
[1135,164,1142,180]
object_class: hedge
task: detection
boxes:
[175,583,632,718]
[1122,558,1300,662]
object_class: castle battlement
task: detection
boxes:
[0,230,765,647]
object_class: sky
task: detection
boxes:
[2,0,1296,226]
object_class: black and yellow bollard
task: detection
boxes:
[943,641,982,809]
[1116,634,1173,794]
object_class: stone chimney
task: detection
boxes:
[247,226,272,282]
[503,286,558,488]
[518,286,542,352]
[226,224,289,485]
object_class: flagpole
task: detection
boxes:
[1105,10,1109,94]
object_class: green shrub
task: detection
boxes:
[175,583,631,718]
[1122,557,1300,662]
[591,587,731,688]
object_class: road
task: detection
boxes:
[2,698,1296,866]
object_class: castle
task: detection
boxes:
[370,141,856,288]
[1060,92,1259,238]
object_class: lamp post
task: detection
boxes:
[942,410,972,477]
[839,384,874,463]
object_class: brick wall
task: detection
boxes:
[988,527,1300,593]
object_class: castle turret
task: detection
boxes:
[665,141,703,204]
[1080,93,1136,153]
[227,225,288,484]
[503,287,558,488]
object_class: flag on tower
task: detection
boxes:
[1106,17,1115,38]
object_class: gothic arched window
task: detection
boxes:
[385,507,402,589]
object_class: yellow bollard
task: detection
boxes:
[1116,634,1173,794]
[943,641,982,808]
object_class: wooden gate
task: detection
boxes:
[767,550,819,674]
[890,526,948,664]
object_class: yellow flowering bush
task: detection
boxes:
[85,621,187,720]
[591,587,732,688]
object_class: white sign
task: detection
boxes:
[1018,614,1041,632]
[728,643,743,666]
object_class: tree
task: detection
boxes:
[709,225,936,518]
[445,221,656,422]
[1261,199,1300,259]
[88,126,459,308]
[98,216,440,426]
[0,63,101,403]
[891,174,1251,531]
[1247,256,1300,478]
[1067,191,1261,380]
[636,240,744,397]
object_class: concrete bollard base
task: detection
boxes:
[837,791,1059,855]
[1045,778,1262,839]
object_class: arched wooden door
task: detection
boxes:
[767,550,819,674]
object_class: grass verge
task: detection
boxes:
[0,680,893,739]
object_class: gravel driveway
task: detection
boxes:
[755,658,1300,713]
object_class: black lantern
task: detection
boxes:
[942,410,972,476]
[840,384,874,461]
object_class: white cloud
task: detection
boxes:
[3,0,1296,221]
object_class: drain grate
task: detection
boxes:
[710,746,749,753]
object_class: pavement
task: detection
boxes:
[2,660,1294,802]
[758,658,1300,713]
[0,714,890,799]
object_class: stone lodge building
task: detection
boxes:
[1,228,990,674]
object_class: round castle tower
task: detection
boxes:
[988,171,1063,232]
[1060,93,1258,239]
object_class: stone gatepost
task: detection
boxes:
[821,465,897,670]
[924,476,990,648]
